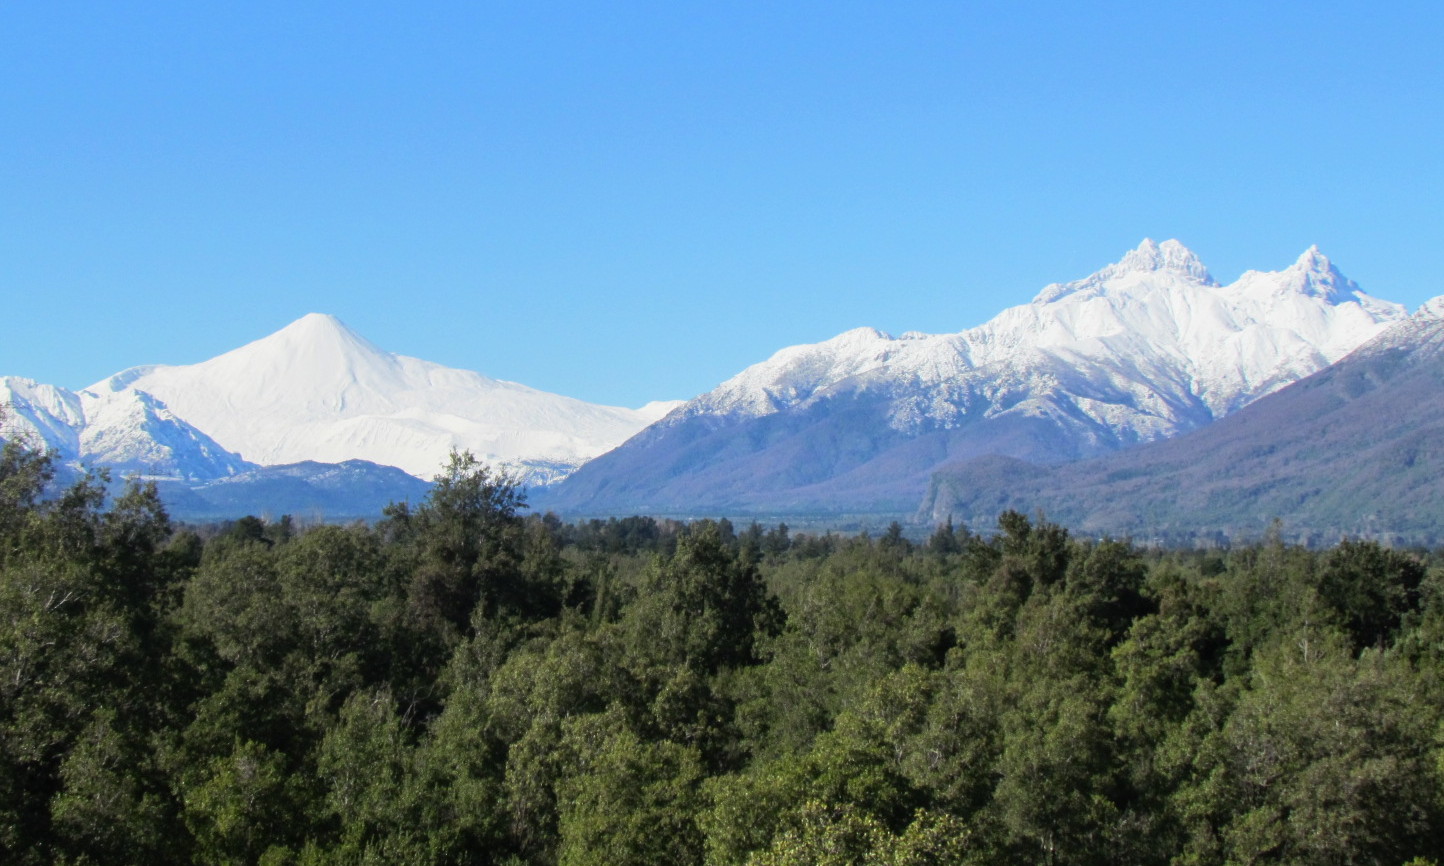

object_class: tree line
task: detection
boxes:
[3,436,1443,864]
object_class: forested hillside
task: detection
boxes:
[4,435,1443,865]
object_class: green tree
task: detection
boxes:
[703,705,924,866]
[622,521,782,680]
[180,739,300,866]
[555,708,705,866]
[1174,626,1443,863]
[746,801,973,866]
[50,708,170,863]
[1317,539,1425,650]
[390,451,533,635]
[0,442,181,863]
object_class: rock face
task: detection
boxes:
[541,240,1406,516]
[919,298,1444,542]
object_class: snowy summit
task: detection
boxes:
[684,238,1406,433]
[5,314,678,485]
[86,313,678,483]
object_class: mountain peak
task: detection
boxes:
[1295,244,1325,269]
[273,312,363,341]
[1100,238,1214,283]
[290,311,347,327]
[1277,245,1358,304]
[1034,238,1216,303]
[250,313,390,364]
[80,311,666,482]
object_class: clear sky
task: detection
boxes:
[4,1,1441,408]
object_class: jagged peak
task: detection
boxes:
[1293,244,1327,270]
[1034,238,1216,303]
[1230,245,1360,305]
[1285,245,1355,301]
[1098,238,1215,283]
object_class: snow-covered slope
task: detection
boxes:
[2,376,252,481]
[0,377,85,458]
[78,389,254,481]
[88,313,675,483]
[543,240,1408,515]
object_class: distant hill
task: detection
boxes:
[920,299,1444,544]
[540,240,1406,517]
[154,459,432,523]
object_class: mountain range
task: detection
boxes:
[5,239,1439,537]
[537,239,1409,517]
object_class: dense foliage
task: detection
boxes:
[4,436,1444,865]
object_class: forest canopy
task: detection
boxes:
[3,436,1443,865]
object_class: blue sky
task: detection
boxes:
[4,1,1441,408]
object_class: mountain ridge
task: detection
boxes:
[919,298,1444,543]
[540,240,1408,517]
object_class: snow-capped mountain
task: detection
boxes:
[83,313,677,484]
[2,314,678,497]
[541,240,1408,515]
[919,295,1444,543]
[685,239,1402,435]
